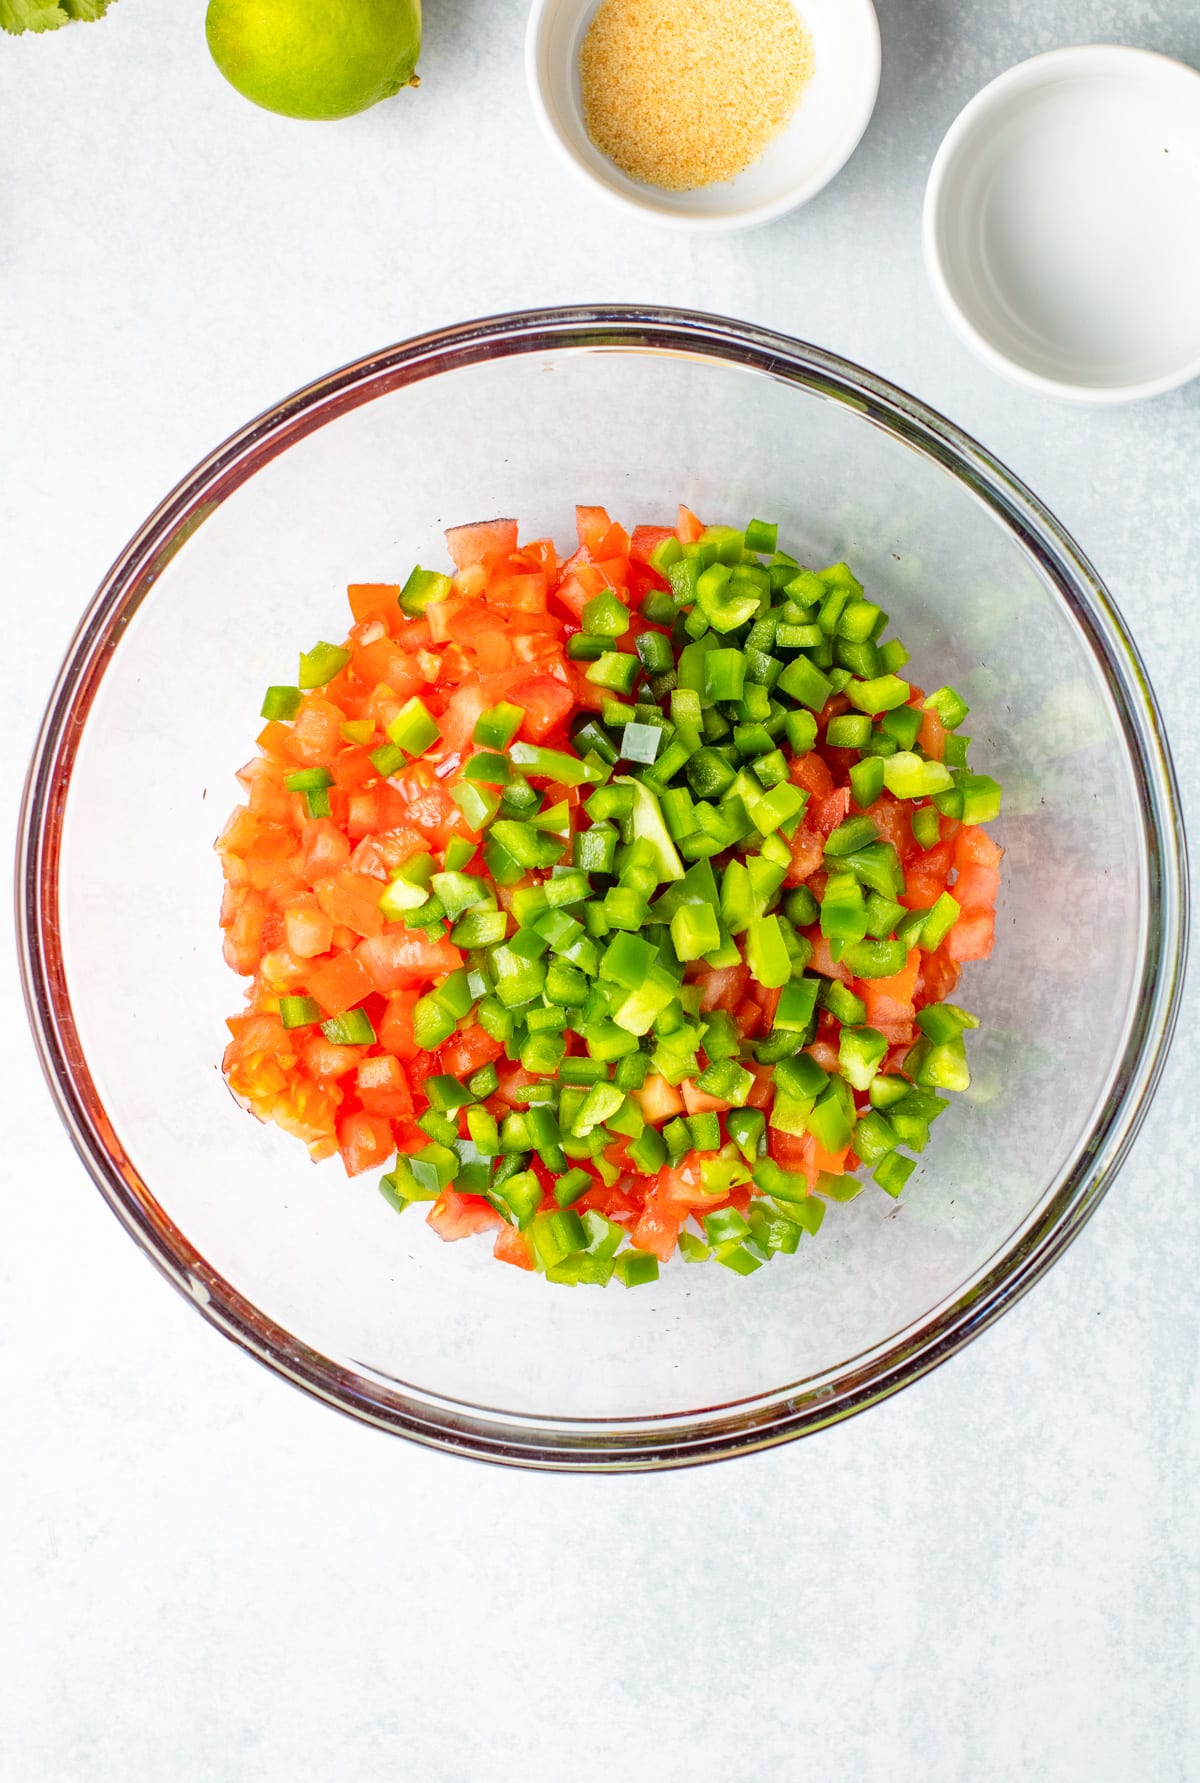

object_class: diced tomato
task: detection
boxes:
[336,1110,394,1177]
[812,787,851,836]
[788,751,835,800]
[768,1126,810,1173]
[427,1188,502,1242]
[919,946,961,1005]
[490,571,548,613]
[493,1223,534,1269]
[695,962,750,1013]
[733,997,765,1038]
[807,932,851,981]
[445,518,519,570]
[356,1054,414,1120]
[331,747,378,793]
[859,948,921,1041]
[633,1074,686,1125]
[596,521,630,561]
[743,1062,774,1110]
[257,945,309,993]
[629,1196,683,1263]
[352,637,425,698]
[681,1077,730,1115]
[807,1039,841,1075]
[355,929,464,993]
[784,822,824,886]
[256,719,294,761]
[954,824,1003,871]
[303,1033,367,1081]
[629,524,674,564]
[626,560,668,604]
[653,1161,715,1209]
[439,1024,505,1078]
[378,988,420,1059]
[223,892,269,975]
[576,1181,639,1222]
[314,871,385,939]
[866,795,915,860]
[575,505,612,554]
[300,819,351,884]
[507,675,575,744]
[946,907,995,962]
[406,1046,442,1099]
[347,583,401,623]
[494,1064,542,1108]
[769,1128,849,1187]
[394,766,470,847]
[306,949,374,1016]
[916,705,946,760]
[954,861,1001,909]
[435,679,496,754]
[676,504,704,543]
[903,837,955,909]
[287,697,345,767]
[284,897,334,960]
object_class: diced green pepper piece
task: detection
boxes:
[727,1107,766,1164]
[919,892,961,952]
[487,1168,542,1229]
[905,1034,971,1093]
[848,756,885,810]
[298,642,351,689]
[839,937,909,978]
[922,686,970,730]
[875,1152,916,1197]
[385,696,440,756]
[882,751,954,800]
[916,1002,979,1044]
[320,1006,375,1046]
[845,674,911,715]
[956,773,1002,824]
[744,915,791,989]
[261,685,302,721]
[473,702,525,749]
[777,655,834,711]
[774,976,820,1033]
[670,902,721,962]
[613,1250,659,1288]
[748,781,806,836]
[838,1025,889,1091]
[585,651,641,696]
[399,567,452,616]
[278,995,321,1029]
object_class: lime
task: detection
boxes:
[206,0,421,122]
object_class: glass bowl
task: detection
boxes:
[18,307,1188,1471]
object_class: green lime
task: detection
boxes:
[206,0,421,122]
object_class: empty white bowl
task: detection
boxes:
[923,45,1200,403]
[525,0,880,231]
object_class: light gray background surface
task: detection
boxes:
[2,2,1197,1779]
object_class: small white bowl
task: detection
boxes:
[525,0,880,231]
[924,45,1200,403]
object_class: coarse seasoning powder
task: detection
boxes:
[578,0,815,191]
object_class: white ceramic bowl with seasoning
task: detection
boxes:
[525,0,881,230]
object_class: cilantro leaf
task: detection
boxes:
[0,0,114,32]
[0,0,70,31]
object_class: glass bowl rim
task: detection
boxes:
[16,304,1190,1471]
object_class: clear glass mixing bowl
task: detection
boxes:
[17,308,1188,1469]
